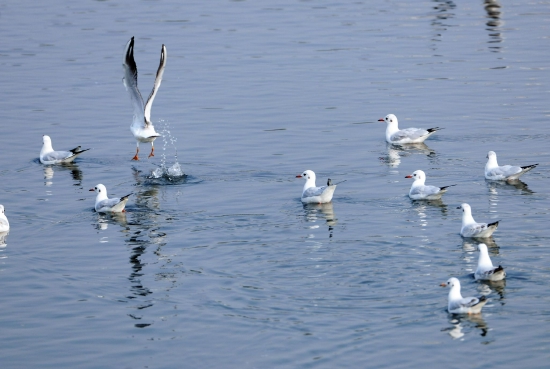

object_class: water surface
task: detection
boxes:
[0,0,549,367]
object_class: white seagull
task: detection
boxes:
[485,151,538,181]
[296,170,337,204]
[405,169,455,200]
[458,203,499,238]
[441,277,488,314]
[378,114,442,144]
[39,135,89,165]
[0,205,9,232]
[89,184,132,213]
[122,36,166,160]
[475,243,506,281]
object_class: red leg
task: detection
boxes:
[148,145,155,158]
[132,147,139,161]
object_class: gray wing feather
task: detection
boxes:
[42,150,72,161]
[122,37,145,127]
[489,165,522,178]
[449,297,480,311]
[391,128,428,141]
[303,186,326,198]
[97,198,123,209]
[144,45,166,126]
[411,185,441,196]
[463,223,488,237]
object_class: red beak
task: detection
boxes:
[296,175,302,178]
[89,188,95,191]
[405,175,412,178]
[378,118,384,122]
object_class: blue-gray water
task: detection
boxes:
[1,0,549,367]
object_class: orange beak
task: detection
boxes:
[405,175,412,178]
[378,118,384,122]
[440,283,447,287]
[296,175,302,178]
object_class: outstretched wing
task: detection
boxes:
[144,44,167,126]
[122,37,145,127]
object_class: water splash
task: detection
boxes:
[149,120,185,181]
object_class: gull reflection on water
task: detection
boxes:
[484,0,503,52]
[302,202,337,238]
[94,212,128,231]
[486,178,534,196]
[381,143,436,168]
[92,184,166,327]
[443,314,490,339]
[42,163,83,187]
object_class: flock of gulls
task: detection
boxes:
[297,113,537,315]
[0,37,539,316]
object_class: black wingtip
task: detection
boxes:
[121,193,133,201]
[478,295,487,302]
[521,163,538,170]
[125,36,137,72]
[70,147,91,155]
[427,127,443,133]
[488,220,500,228]
[440,184,457,191]
[495,265,505,273]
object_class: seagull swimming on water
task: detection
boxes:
[39,135,89,165]
[122,36,166,160]
[485,151,538,181]
[378,114,442,144]
[475,243,506,281]
[458,203,499,238]
[405,169,455,200]
[296,170,337,204]
[441,277,488,314]
[89,184,132,213]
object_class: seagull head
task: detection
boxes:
[89,184,107,194]
[405,169,425,182]
[378,114,397,125]
[457,203,471,213]
[296,170,316,181]
[487,151,497,159]
[440,277,460,289]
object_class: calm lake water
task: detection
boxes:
[1,0,549,367]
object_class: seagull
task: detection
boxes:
[475,243,506,281]
[296,170,337,204]
[0,205,9,232]
[122,36,166,160]
[440,277,488,314]
[378,114,442,144]
[39,135,89,165]
[485,151,538,181]
[405,170,455,200]
[89,184,132,213]
[458,203,499,238]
